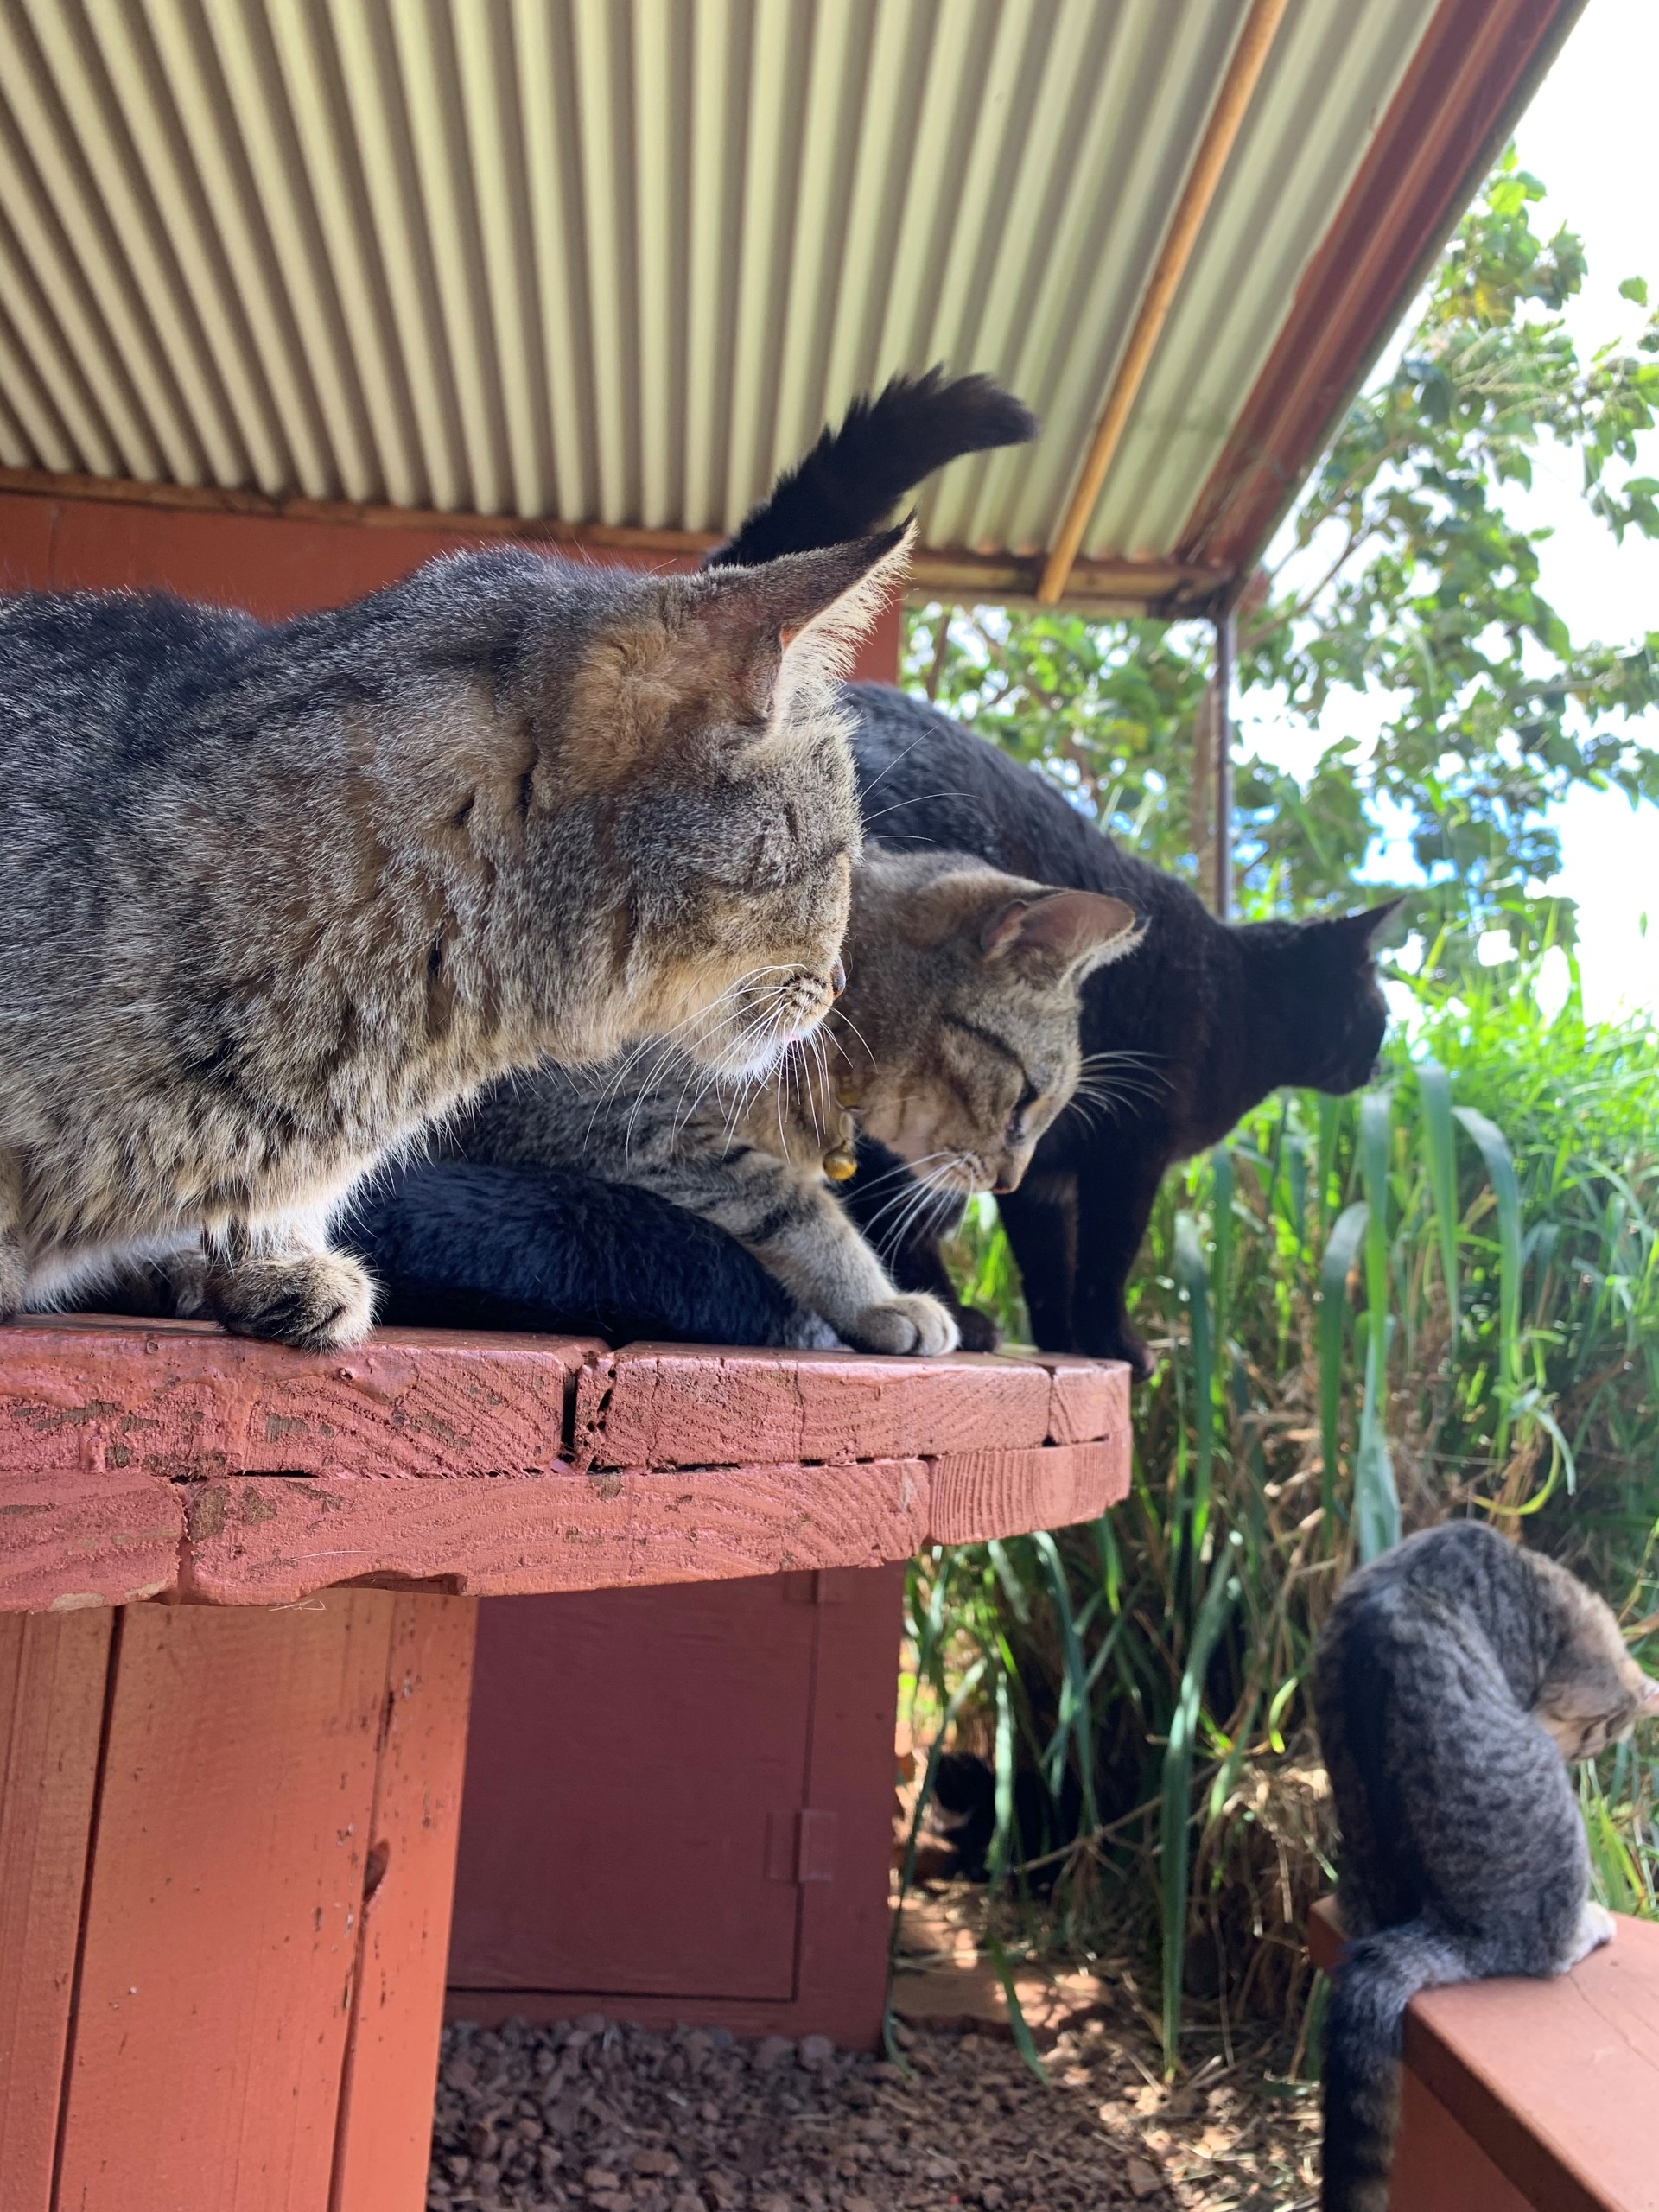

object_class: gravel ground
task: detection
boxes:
[429,2008,1320,2212]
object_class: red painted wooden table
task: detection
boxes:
[1309,1898,1659,2211]
[0,1315,1128,2212]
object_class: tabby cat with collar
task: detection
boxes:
[445,849,1141,1354]
[1313,1521,1657,2212]
[0,525,906,1347]
[703,371,1399,1367]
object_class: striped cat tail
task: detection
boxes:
[1322,1921,1469,2211]
[704,369,1036,570]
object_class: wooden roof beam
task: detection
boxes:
[1036,0,1291,607]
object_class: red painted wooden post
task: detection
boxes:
[55,1598,393,2212]
[792,1564,912,2046]
[0,1610,112,2210]
[331,1595,479,2212]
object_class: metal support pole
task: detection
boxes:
[1212,609,1235,920]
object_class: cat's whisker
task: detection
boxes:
[860,790,976,830]
[855,729,935,801]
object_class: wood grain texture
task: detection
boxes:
[0,1608,112,2212]
[56,1596,394,2212]
[0,1471,181,1611]
[1,1325,1131,1609]
[572,1345,1052,1471]
[183,1459,930,1604]
[0,1318,594,1478]
[1032,1355,1131,1448]
[925,1442,1128,1545]
[331,1595,478,2212]
[1309,1898,1659,2212]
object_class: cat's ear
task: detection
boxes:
[1339,896,1405,945]
[982,891,1145,982]
[687,520,914,714]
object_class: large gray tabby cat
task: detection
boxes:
[1314,1520,1657,2211]
[0,527,907,1348]
[456,849,1141,1353]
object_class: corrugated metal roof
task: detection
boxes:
[0,0,1576,605]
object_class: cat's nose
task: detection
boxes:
[830,958,847,998]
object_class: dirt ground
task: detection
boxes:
[430,1881,1322,2212]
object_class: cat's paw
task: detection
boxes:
[845,1293,961,1357]
[1563,1898,1617,1968]
[205,1249,376,1351]
[953,1304,1002,1354]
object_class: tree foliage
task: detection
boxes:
[905,156,1659,964]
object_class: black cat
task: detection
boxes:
[706,373,1399,1371]
[340,1162,825,1348]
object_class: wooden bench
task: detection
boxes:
[0,1314,1128,2212]
[1308,1897,1659,2212]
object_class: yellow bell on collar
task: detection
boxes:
[823,1100,860,1182]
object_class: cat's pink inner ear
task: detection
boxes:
[698,520,913,694]
[983,890,1141,973]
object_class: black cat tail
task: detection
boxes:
[703,369,1038,570]
[1321,1921,1468,2212]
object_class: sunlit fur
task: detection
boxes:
[452,849,1141,1356]
[0,528,906,1347]
[1313,1522,1658,2212]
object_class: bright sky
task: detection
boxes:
[1512,0,1659,1017]
[1256,0,1659,1020]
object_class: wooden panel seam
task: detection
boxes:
[47,1607,123,2212]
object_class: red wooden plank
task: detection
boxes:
[0,490,55,592]
[331,1595,477,2212]
[45,496,472,616]
[1309,1899,1658,2212]
[926,1441,1128,1545]
[1403,1929,1659,2212]
[0,1472,181,1611]
[56,1597,394,2212]
[1389,2069,1532,2212]
[0,1319,594,1479]
[572,1344,1052,1471]
[0,1609,111,2210]
[1030,1355,1131,1448]
[181,1458,930,1604]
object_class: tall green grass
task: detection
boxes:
[907,961,1659,2071]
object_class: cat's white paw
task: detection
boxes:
[1563,1898,1617,1968]
[205,1249,376,1351]
[846,1293,961,1357]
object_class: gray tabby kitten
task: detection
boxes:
[1313,1519,1657,2212]
[0,527,907,1349]
[457,849,1141,1354]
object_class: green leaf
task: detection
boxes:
[1319,1203,1370,1525]
[1160,1535,1242,2075]
[1455,1103,1524,1454]
[1418,1059,1459,1338]
[1173,1211,1215,1565]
